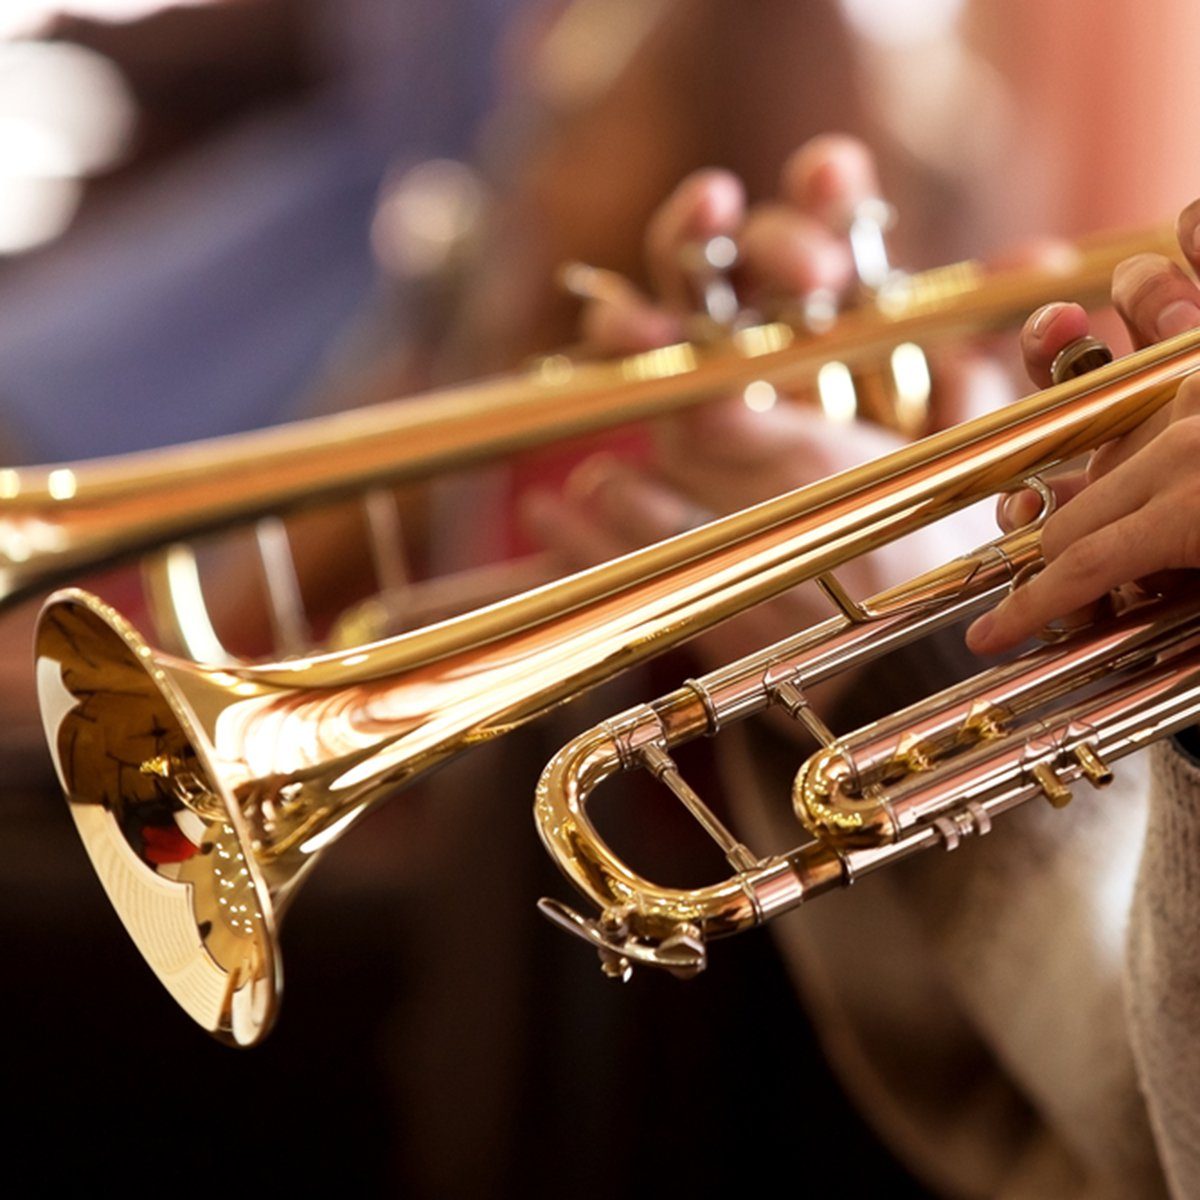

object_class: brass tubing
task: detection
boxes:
[38,327,1200,1043]
[537,595,1200,982]
[242,326,1200,691]
[2,224,1179,611]
[795,593,1200,844]
[532,333,1200,974]
[534,528,1044,950]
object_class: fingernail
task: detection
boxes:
[1156,299,1200,339]
[965,612,994,653]
[1029,304,1058,337]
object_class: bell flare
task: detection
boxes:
[35,589,280,1047]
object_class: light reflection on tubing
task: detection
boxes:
[47,470,77,501]
[817,361,857,423]
[891,342,933,429]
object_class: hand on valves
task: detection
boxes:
[523,135,1004,674]
[968,200,1200,656]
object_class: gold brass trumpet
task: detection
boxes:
[532,338,1200,980]
[536,530,1200,979]
[36,325,1200,1044]
[2,223,1178,659]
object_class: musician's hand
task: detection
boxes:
[576,134,865,349]
[967,199,1200,655]
[523,136,1000,670]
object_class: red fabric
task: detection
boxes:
[504,426,650,556]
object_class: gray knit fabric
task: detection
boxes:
[725,724,1196,1198]
[1127,743,1200,1198]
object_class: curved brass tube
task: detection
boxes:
[537,576,1200,981]
[534,527,1046,970]
[3,223,1178,627]
[37,325,1200,1043]
[533,331,1200,976]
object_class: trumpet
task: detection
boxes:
[532,339,1200,980]
[536,533,1200,979]
[36,324,1200,1044]
[3,223,1178,661]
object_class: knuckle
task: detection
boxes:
[1173,378,1200,421]
[1112,252,1174,308]
[1156,414,1200,467]
[783,133,877,217]
[649,169,739,253]
[1056,536,1105,588]
[1039,512,1070,562]
[1085,442,1118,482]
[1000,572,1046,635]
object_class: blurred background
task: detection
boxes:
[1,1,1195,1194]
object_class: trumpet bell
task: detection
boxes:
[37,593,280,1045]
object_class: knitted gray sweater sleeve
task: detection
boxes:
[1128,743,1200,1198]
